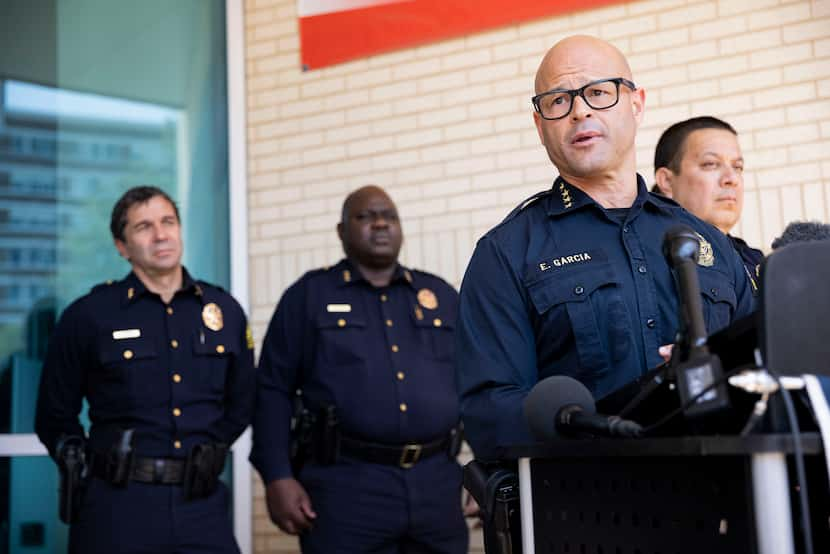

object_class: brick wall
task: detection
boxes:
[243,0,830,551]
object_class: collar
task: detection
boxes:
[335,259,415,289]
[121,267,199,306]
[545,174,678,218]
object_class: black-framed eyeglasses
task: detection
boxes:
[531,77,637,121]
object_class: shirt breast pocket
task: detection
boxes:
[315,313,368,366]
[698,270,737,335]
[526,267,631,382]
[97,337,159,405]
[192,331,238,393]
[412,311,456,362]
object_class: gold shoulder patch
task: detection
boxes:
[245,324,254,350]
[695,232,714,267]
[202,302,224,331]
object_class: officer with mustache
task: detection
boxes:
[251,185,469,553]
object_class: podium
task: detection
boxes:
[496,434,828,554]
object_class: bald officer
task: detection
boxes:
[455,36,756,459]
[251,186,468,553]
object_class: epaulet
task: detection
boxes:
[196,279,226,294]
[90,279,116,293]
[648,191,682,209]
[502,189,556,223]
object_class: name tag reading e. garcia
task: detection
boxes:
[112,329,141,340]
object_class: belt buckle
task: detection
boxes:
[399,444,422,469]
[153,459,166,483]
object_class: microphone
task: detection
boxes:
[661,226,730,418]
[662,225,707,356]
[771,220,830,250]
[524,376,643,441]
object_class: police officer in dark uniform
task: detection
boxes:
[455,36,756,459]
[653,116,764,293]
[251,185,468,553]
[35,186,255,554]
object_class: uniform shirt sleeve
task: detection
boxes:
[34,301,90,458]
[249,279,306,483]
[216,303,257,445]
[455,236,538,460]
[729,244,757,321]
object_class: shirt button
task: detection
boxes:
[710,288,719,297]
[174,440,182,449]
[216,345,225,354]
[574,286,584,295]
[170,339,179,349]
[399,403,407,412]
[337,318,346,327]
[123,349,134,360]
[397,371,405,381]
[173,408,181,417]
[391,344,399,353]
[623,226,630,233]
[173,373,182,383]
[433,318,442,327]
[638,266,647,274]
[646,318,656,329]
[166,306,174,315]
[380,294,388,302]
[386,319,393,327]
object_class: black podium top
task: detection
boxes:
[502,432,823,459]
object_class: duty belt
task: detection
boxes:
[339,434,449,469]
[92,456,185,485]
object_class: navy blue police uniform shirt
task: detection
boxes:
[455,176,756,459]
[729,235,764,295]
[35,269,256,459]
[250,259,459,484]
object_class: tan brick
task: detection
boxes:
[690,92,752,116]
[441,84,492,107]
[244,8,274,27]
[444,120,494,141]
[396,163,444,185]
[250,20,295,41]
[819,120,830,138]
[421,141,470,163]
[421,177,471,198]
[750,43,813,70]
[754,82,816,107]
[719,29,782,56]
[728,108,788,132]
[756,163,822,188]
[446,154,497,177]
[658,80,719,104]
[627,52,659,73]
[720,68,782,94]
[372,150,421,171]
[413,36,468,60]
[686,54,749,80]
[495,113,531,133]
[250,86,300,109]
[782,18,830,44]
[658,40,719,66]
[631,28,690,53]
[571,4,627,26]
[717,0,778,17]
[395,129,443,149]
[471,169,524,190]
[392,92,443,115]
[492,37,545,62]
[345,67,393,90]
[465,26,519,49]
[493,75,532,97]
[691,14,748,42]
[417,107,469,128]
[469,61,520,85]
[449,190,500,212]
[246,41,278,60]
[302,144,346,165]
[517,14,572,38]
[786,99,830,123]
[371,81,416,102]
[468,97,522,118]
[442,48,493,71]
[346,103,393,124]
[819,78,830,97]
[790,140,830,163]
[367,47,417,69]
[495,148,549,170]
[325,123,371,144]
[419,71,468,94]
[392,58,441,81]
[755,123,820,149]
[601,15,657,39]
[278,97,320,118]
[471,133,521,155]
[644,105,692,128]
[657,2,717,30]
[749,3,812,31]
[802,182,827,221]
[301,111,346,132]
[628,0,686,15]
[370,115,419,137]
[300,76,345,99]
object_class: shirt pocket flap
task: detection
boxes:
[412,306,455,330]
[193,331,239,356]
[99,337,158,364]
[315,313,368,330]
[698,270,737,308]
[526,269,620,315]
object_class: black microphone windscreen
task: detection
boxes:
[771,221,830,250]
[524,376,595,442]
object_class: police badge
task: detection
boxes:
[695,232,715,267]
[417,288,438,310]
[202,303,224,331]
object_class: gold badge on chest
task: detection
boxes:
[417,288,438,310]
[202,302,224,331]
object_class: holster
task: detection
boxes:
[182,442,228,500]
[101,428,135,487]
[290,394,340,471]
[56,435,88,524]
[463,460,522,554]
